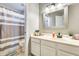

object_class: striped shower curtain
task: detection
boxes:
[0,7,25,56]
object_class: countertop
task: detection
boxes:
[31,33,79,46]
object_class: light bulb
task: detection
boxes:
[50,5,55,10]
[45,7,49,13]
[57,4,63,7]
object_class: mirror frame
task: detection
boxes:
[42,6,69,30]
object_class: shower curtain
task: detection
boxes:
[0,7,25,56]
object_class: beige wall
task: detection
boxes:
[39,4,79,34]
[68,4,79,34]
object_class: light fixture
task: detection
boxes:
[56,3,63,8]
[50,5,55,10]
[45,3,55,13]
[44,3,69,14]
[45,7,49,13]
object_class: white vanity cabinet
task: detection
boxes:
[41,46,56,56]
[41,40,56,56]
[57,43,79,56]
[31,38,41,56]
[31,36,79,56]
[31,38,57,56]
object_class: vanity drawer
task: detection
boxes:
[41,40,56,48]
[57,50,74,56]
[41,45,56,56]
[57,43,79,55]
[31,42,40,56]
[31,38,40,43]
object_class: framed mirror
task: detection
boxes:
[43,6,68,29]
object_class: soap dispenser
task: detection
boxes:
[52,32,56,38]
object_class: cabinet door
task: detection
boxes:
[41,45,56,56]
[57,50,74,56]
[31,42,40,56]
[31,38,40,43]
[57,43,79,55]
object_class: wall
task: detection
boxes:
[25,3,39,55]
[39,3,79,34]
[68,4,79,34]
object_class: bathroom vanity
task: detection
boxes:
[31,34,79,56]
